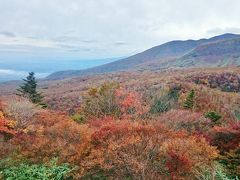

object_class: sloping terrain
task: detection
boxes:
[47,33,240,79]
[1,67,240,179]
[175,38,240,67]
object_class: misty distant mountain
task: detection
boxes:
[0,58,119,82]
[47,33,240,79]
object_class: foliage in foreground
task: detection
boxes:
[1,80,240,179]
[0,159,72,180]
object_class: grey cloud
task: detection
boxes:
[0,31,16,37]
[70,48,91,52]
[57,44,77,49]
[1,0,240,58]
[57,43,93,52]
[82,48,91,52]
[81,40,98,44]
[27,36,41,40]
[207,27,240,35]
[114,42,128,46]
[52,36,81,42]
[53,36,98,44]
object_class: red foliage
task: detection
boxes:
[209,122,240,153]
[87,116,115,129]
[115,86,148,120]
[0,109,17,159]
[155,109,211,133]
[166,151,192,179]
[188,72,240,92]
[0,118,16,136]
[87,120,218,179]
[11,111,92,168]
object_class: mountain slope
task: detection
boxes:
[175,38,240,67]
[47,33,240,79]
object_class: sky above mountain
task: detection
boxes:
[0,0,240,59]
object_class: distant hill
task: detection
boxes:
[47,33,240,79]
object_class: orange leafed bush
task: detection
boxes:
[162,136,218,179]
[209,122,240,153]
[155,109,210,133]
[116,87,148,120]
[6,107,219,179]
[80,82,147,121]
[12,111,92,171]
[0,110,16,138]
[0,110,17,159]
[0,118,16,137]
[85,120,218,179]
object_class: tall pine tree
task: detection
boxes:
[17,72,47,108]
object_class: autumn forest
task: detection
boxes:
[0,67,240,179]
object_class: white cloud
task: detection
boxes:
[0,69,26,76]
[0,0,240,58]
[0,69,49,81]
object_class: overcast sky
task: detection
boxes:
[0,0,240,59]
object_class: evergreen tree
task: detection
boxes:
[16,72,47,108]
[183,89,195,109]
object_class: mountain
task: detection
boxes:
[174,38,240,67]
[47,33,240,79]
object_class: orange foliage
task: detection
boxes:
[0,111,16,138]
[155,109,210,133]
[80,82,148,121]
[0,108,17,159]
[85,120,218,179]
[209,122,240,153]
[115,86,148,120]
[11,111,92,172]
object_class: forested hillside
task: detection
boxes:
[0,67,239,179]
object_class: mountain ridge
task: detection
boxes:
[47,33,240,79]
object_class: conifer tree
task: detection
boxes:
[16,72,47,108]
[183,89,195,109]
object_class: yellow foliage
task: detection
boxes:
[0,111,4,119]
[7,120,17,128]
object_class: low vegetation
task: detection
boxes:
[0,68,240,179]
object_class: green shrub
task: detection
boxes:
[71,113,86,124]
[81,82,121,118]
[233,109,240,120]
[219,147,240,179]
[149,87,180,114]
[150,97,171,114]
[205,111,222,123]
[201,164,237,180]
[168,85,181,101]
[183,89,195,109]
[0,159,72,180]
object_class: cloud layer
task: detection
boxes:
[0,0,240,58]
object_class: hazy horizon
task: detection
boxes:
[0,57,120,82]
